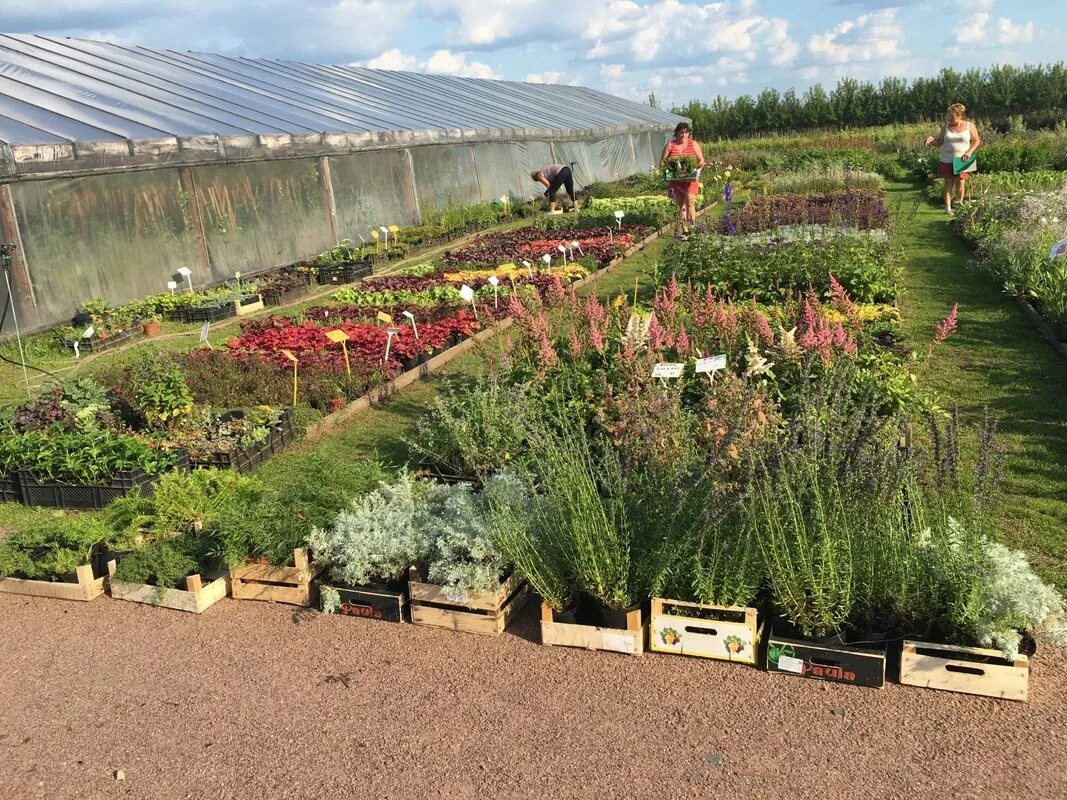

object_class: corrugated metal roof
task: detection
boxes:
[0,34,683,178]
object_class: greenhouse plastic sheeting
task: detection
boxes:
[329,149,420,237]
[8,170,201,328]
[510,141,556,202]
[409,145,482,210]
[192,159,332,276]
[469,143,525,202]
[597,135,639,181]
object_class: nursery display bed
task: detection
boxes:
[0,564,105,602]
[899,640,1029,702]
[230,548,322,607]
[235,294,265,316]
[262,280,312,307]
[106,560,229,614]
[408,568,529,636]
[189,408,299,473]
[649,598,761,664]
[766,626,887,688]
[322,582,408,623]
[540,602,647,655]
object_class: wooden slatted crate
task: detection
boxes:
[0,563,105,602]
[540,602,647,656]
[899,640,1029,702]
[107,559,229,614]
[230,547,322,606]
[649,598,761,664]
[408,567,529,636]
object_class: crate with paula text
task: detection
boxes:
[899,640,1028,702]
[766,627,886,688]
[323,582,408,623]
[650,598,761,664]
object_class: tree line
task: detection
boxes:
[673,64,1067,140]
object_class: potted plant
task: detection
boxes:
[142,314,161,337]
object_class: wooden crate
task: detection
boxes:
[766,628,886,688]
[899,640,1029,702]
[107,560,228,614]
[0,564,105,602]
[540,602,647,656]
[230,548,322,606]
[408,567,529,636]
[650,598,761,664]
[323,582,408,623]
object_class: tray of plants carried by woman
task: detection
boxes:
[664,156,701,182]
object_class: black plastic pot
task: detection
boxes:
[593,598,643,630]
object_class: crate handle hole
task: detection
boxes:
[684,625,719,636]
[810,657,842,668]
[945,663,986,677]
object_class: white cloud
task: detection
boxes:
[364,48,420,70]
[808,9,903,64]
[997,17,1034,45]
[949,0,992,9]
[954,12,990,44]
[526,71,568,84]
[358,47,501,79]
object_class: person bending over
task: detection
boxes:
[925,103,981,215]
[531,164,578,212]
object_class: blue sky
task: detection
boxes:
[3,0,1062,107]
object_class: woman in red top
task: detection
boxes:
[659,122,705,233]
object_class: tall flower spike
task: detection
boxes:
[934,303,959,344]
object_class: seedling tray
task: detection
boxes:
[899,640,1028,701]
[650,598,760,664]
[540,602,647,655]
[766,625,886,688]
[230,547,322,606]
[262,280,311,307]
[321,581,408,623]
[189,408,298,473]
[177,303,237,324]
[408,567,529,636]
[316,261,372,286]
[107,559,229,614]
[15,450,189,510]
[0,563,106,602]
[0,471,21,503]
[60,328,143,355]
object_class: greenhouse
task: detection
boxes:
[0,33,684,331]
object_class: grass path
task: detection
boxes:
[888,180,1067,587]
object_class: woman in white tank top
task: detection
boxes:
[924,103,981,214]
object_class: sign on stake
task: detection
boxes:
[695,354,727,385]
[280,349,299,406]
[402,309,419,339]
[459,284,478,320]
[325,329,352,380]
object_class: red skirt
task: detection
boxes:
[667,179,700,198]
[938,161,971,180]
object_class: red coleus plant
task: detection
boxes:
[225,312,480,376]
[443,225,648,267]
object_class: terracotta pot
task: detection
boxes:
[142,321,160,337]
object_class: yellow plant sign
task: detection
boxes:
[376,311,394,324]
[325,329,349,343]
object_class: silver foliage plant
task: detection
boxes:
[978,541,1067,660]
[310,472,514,600]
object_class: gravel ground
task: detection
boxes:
[1,593,1065,800]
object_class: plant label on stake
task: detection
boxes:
[557,243,567,265]
[177,266,193,293]
[570,240,583,258]
[541,253,552,269]
[379,226,390,247]
[695,354,727,385]
[459,284,478,320]
[614,210,625,229]
[280,349,299,406]
[402,309,419,339]
[651,362,684,383]
[167,280,178,294]
[325,329,352,380]
[521,260,533,279]
[383,327,400,366]
[199,322,212,349]
[371,229,381,253]
[376,311,393,325]
[488,275,500,307]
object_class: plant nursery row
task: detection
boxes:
[1,167,1063,708]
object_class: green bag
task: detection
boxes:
[952,154,977,175]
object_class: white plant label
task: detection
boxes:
[695,355,727,374]
[82,325,94,339]
[651,362,684,379]
[199,323,210,343]
[602,633,636,654]
[459,285,475,302]
[1050,237,1067,260]
[487,276,500,286]
[777,655,805,674]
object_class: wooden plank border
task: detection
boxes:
[0,564,104,602]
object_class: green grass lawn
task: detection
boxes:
[889,179,1067,587]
